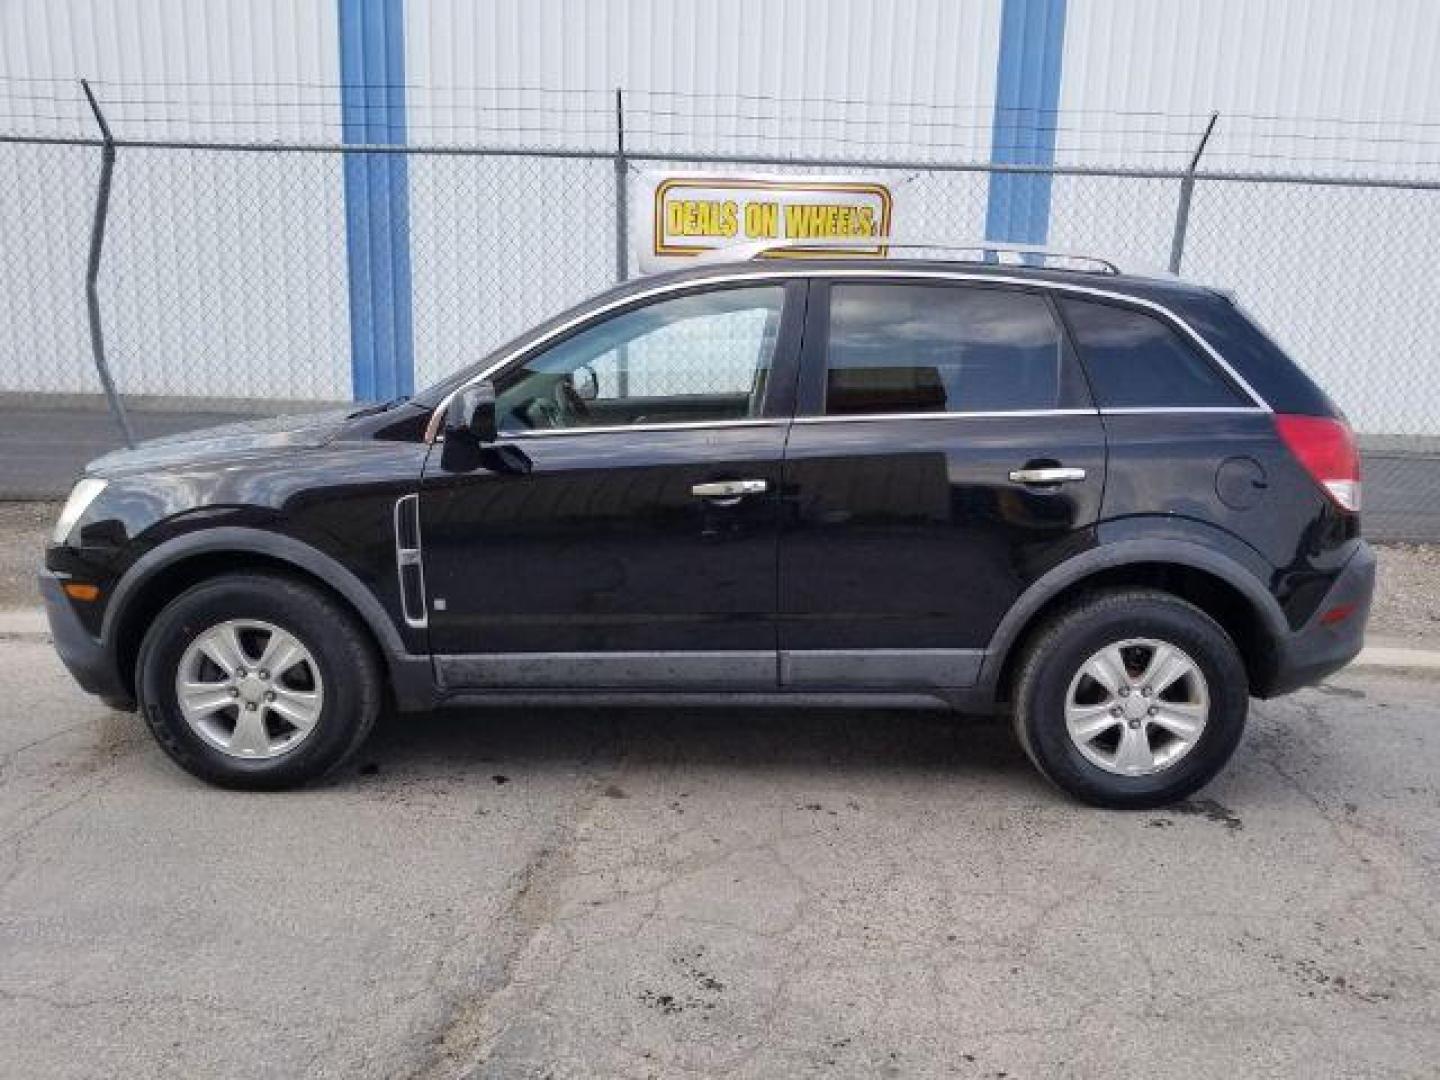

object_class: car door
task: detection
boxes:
[418,278,805,690]
[777,276,1107,690]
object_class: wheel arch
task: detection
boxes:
[980,539,1288,703]
[104,527,432,708]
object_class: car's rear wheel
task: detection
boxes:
[1012,589,1248,809]
[136,572,381,789]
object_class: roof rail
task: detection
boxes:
[691,236,1122,275]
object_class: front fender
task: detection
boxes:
[105,527,407,653]
[103,527,436,711]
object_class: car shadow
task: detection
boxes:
[346,702,1037,788]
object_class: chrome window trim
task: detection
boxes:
[793,406,1267,425]
[497,418,784,440]
[793,409,1094,424]
[1098,406,1267,415]
[424,267,1272,443]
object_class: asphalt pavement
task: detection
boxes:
[3,400,1438,543]
[1,638,1437,1079]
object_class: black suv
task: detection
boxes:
[42,255,1373,807]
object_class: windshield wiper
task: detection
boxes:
[347,395,411,419]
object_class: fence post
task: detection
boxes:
[1168,111,1219,275]
[80,79,135,448]
[613,87,631,398]
[614,88,629,283]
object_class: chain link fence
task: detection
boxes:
[1184,177,1440,443]
[2,88,1439,538]
[408,151,618,390]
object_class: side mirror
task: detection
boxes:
[572,364,599,402]
[446,381,498,443]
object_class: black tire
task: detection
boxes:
[1012,589,1248,809]
[136,572,382,790]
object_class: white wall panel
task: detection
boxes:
[403,0,1006,384]
[1056,0,1440,176]
[4,0,1440,429]
[1051,0,1440,433]
[1,0,344,140]
[403,0,1004,155]
[0,0,351,400]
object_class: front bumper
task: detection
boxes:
[1260,540,1376,697]
[39,571,134,710]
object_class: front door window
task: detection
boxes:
[494,285,786,431]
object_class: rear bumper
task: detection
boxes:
[1259,541,1376,697]
[39,571,134,710]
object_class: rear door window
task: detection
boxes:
[822,283,1078,415]
[1057,297,1247,408]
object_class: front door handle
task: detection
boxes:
[692,479,770,503]
[1009,466,1087,485]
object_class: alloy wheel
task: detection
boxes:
[1063,637,1210,776]
[174,619,324,760]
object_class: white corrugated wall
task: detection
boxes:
[400,0,1007,387]
[1051,0,1440,434]
[1059,0,1440,174]
[2,0,1439,431]
[405,0,1003,151]
[0,0,352,400]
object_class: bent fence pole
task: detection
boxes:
[1169,111,1220,275]
[80,79,135,448]
[613,87,629,283]
[613,87,631,397]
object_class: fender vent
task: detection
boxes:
[393,494,427,628]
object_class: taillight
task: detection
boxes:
[1274,414,1361,513]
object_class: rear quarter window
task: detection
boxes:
[1171,293,1337,417]
[1058,297,1247,409]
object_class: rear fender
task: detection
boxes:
[978,521,1287,696]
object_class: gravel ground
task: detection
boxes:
[3,500,1437,646]
[0,502,55,610]
[1370,543,1440,644]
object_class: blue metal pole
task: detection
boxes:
[338,0,414,400]
[984,0,1068,247]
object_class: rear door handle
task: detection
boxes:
[1008,466,1087,485]
[692,479,770,503]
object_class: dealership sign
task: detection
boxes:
[636,172,894,273]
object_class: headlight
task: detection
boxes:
[51,478,108,546]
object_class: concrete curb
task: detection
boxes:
[1351,638,1440,673]
[2,607,1438,676]
[0,608,47,638]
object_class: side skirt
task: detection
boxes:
[435,651,776,691]
[435,689,1003,714]
[780,648,983,689]
[426,649,999,713]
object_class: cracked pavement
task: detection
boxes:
[1,640,1437,1078]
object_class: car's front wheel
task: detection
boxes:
[136,572,381,789]
[1012,589,1248,809]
